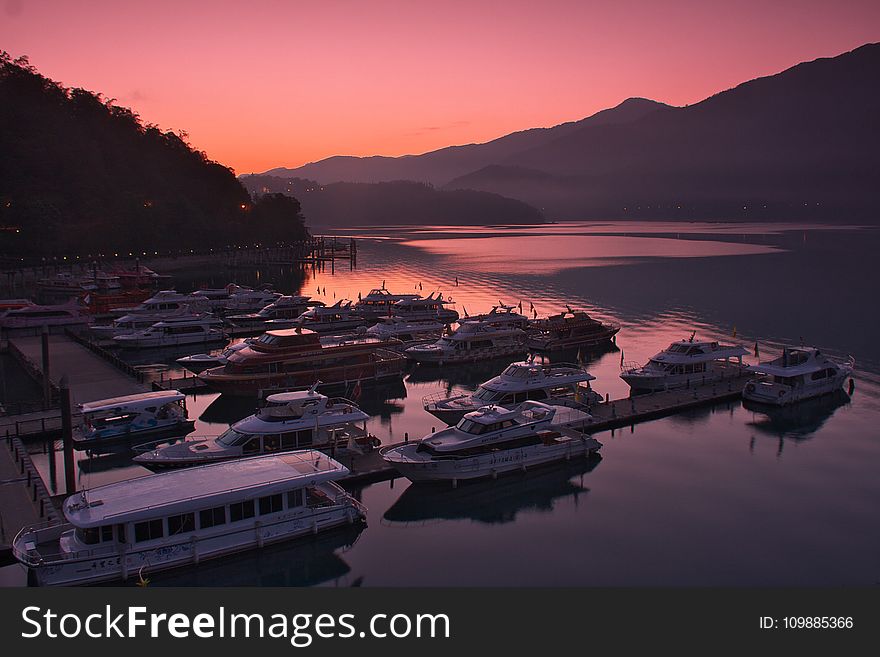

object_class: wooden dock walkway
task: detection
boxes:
[8,333,148,406]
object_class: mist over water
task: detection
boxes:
[8,221,879,587]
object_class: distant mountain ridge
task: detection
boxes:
[260,43,880,221]
[262,97,669,186]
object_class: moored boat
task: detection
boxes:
[405,320,527,364]
[527,308,620,351]
[424,359,602,424]
[620,336,748,393]
[73,391,195,449]
[293,299,367,332]
[113,316,225,349]
[199,327,406,397]
[382,401,600,483]
[742,346,854,406]
[353,283,420,320]
[392,292,459,323]
[12,451,366,586]
[134,387,376,469]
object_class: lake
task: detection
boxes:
[5,221,879,587]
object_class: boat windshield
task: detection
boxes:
[474,387,505,402]
[456,419,489,434]
[216,428,253,447]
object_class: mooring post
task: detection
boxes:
[60,374,75,494]
[41,324,51,408]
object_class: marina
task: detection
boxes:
[0,222,876,587]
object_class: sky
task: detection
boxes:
[2,0,878,174]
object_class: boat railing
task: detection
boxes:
[421,390,468,406]
[12,521,70,566]
[621,360,643,373]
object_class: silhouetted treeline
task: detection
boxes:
[0,53,308,257]
[241,176,544,228]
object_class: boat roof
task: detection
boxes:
[463,400,556,424]
[64,451,347,527]
[650,339,748,363]
[484,361,595,390]
[749,347,836,376]
[80,390,185,413]
[265,389,326,404]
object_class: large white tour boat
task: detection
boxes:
[382,401,601,483]
[12,451,366,586]
[392,292,459,323]
[112,316,225,349]
[353,283,420,320]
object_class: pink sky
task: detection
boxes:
[2,0,878,173]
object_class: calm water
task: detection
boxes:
[5,221,880,587]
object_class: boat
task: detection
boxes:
[226,295,322,328]
[105,264,165,289]
[461,304,530,330]
[223,287,282,314]
[190,285,237,311]
[293,300,367,332]
[353,283,420,320]
[381,401,601,483]
[176,341,252,374]
[527,308,620,351]
[12,451,366,586]
[620,336,748,393]
[365,316,444,348]
[0,300,88,329]
[392,292,459,323]
[404,320,527,364]
[423,359,603,424]
[73,391,195,449]
[105,289,211,318]
[742,346,854,406]
[36,271,120,296]
[134,387,377,469]
[112,316,225,349]
[91,307,212,340]
[198,327,407,397]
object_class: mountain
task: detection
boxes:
[262,43,880,222]
[240,176,543,228]
[261,97,669,186]
[0,53,308,256]
[445,43,880,219]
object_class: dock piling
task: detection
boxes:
[59,374,75,494]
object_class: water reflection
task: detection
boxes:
[383,456,601,526]
[744,389,852,441]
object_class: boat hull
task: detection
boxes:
[16,505,365,587]
[382,435,602,483]
[406,344,526,365]
[742,370,851,406]
[72,420,196,450]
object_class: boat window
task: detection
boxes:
[217,428,251,447]
[263,434,280,452]
[287,489,304,508]
[229,500,255,522]
[259,494,283,515]
[101,525,114,542]
[144,406,157,413]
[527,389,549,400]
[280,432,297,449]
[297,429,313,447]
[242,437,261,455]
[199,506,226,529]
[116,524,126,543]
[134,519,164,542]
[168,512,195,535]
[76,527,101,545]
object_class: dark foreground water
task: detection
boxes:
[5,221,879,586]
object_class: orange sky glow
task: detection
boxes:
[2,0,878,174]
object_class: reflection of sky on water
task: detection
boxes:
[10,221,880,587]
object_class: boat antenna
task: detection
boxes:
[309,380,321,394]
[689,330,696,342]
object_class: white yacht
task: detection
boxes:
[424,360,602,424]
[743,347,854,406]
[392,292,459,323]
[91,308,212,340]
[293,300,366,332]
[620,336,748,393]
[113,316,225,349]
[462,304,530,330]
[405,321,527,364]
[223,288,282,314]
[382,401,601,483]
[107,290,211,317]
[226,295,321,328]
[134,387,377,469]
[191,285,238,311]
[365,317,444,349]
[0,300,89,329]
[176,341,252,374]
[12,451,366,586]
[354,283,420,320]
[73,391,195,449]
